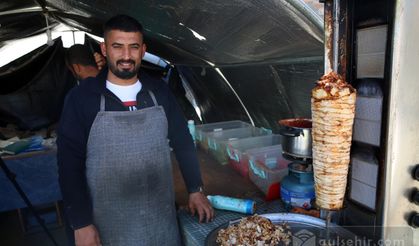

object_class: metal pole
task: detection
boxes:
[324,0,334,74]
[323,0,349,77]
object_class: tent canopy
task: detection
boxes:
[0,0,324,131]
[1,0,323,66]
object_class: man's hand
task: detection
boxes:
[93,52,106,71]
[75,224,101,246]
[188,192,214,223]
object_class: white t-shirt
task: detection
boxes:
[106,80,142,111]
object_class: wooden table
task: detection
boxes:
[172,148,265,206]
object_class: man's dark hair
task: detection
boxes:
[65,44,96,67]
[103,15,144,38]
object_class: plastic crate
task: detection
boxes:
[207,127,270,165]
[226,135,282,178]
[195,120,252,151]
[247,145,291,200]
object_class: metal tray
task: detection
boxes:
[205,213,358,246]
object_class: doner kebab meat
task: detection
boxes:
[216,215,291,246]
[311,71,356,210]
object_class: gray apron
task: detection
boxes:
[86,91,181,246]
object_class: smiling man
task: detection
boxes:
[57,15,213,246]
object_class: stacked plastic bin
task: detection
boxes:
[206,127,270,164]
[226,135,282,178]
[247,145,291,200]
[194,120,252,151]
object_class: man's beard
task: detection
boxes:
[108,58,139,79]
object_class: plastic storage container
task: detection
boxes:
[195,120,252,150]
[207,127,270,165]
[280,163,315,209]
[247,145,291,200]
[226,135,282,178]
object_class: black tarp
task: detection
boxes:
[0,40,76,130]
[0,0,324,131]
[1,0,324,66]
[177,58,323,131]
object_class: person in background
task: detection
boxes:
[57,14,213,246]
[65,44,105,81]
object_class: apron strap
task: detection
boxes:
[100,95,105,112]
[100,91,156,110]
[148,90,158,106]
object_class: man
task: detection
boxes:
[65,44,104,81]
[57,15,213,246]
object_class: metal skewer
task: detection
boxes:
[325,210,332,240]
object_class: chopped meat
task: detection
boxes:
[216,215,292,246]
[312,72,355,101]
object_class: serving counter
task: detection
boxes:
[177,198,286,245]
[172,148,288,245]
[173,148,361,246]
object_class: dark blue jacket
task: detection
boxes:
[57,69,202,229]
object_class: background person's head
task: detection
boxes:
[65,44,99,80]
[101,15,147,84]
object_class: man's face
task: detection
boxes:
[101,30,146,80]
